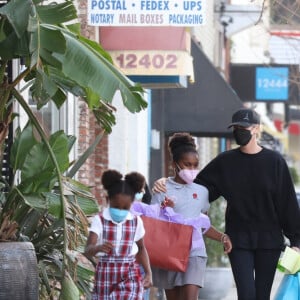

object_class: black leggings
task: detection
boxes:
[228,248,281,300]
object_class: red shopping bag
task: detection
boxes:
[141,216,193,272]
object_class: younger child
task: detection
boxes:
[85,170,152,300]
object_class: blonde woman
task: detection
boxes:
[154,108,300,300]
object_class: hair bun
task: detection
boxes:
[168,132,196,152]
[125,172,145,193]
[102,170,122,190]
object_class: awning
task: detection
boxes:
[100,27,194,88]
[151,38,244,137]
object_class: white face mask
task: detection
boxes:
[176,164,199,184]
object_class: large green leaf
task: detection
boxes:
[70,195,99,216]
[93,103,116,133]
[49,26,147,112]
[36,2,77,24]
[19,170,57,193]
[20,142,51,182]
[29,17,66,68]
[21,131,69,187]
[0,29,30,59]
[0,0,32,38]
[22,193,63,219]
[10,122,37,172]
[39,26,66,54]
[47,66,86,98]
[30,68,59,108]
[43,192,62,218]
[63,178,94,198]
[48,131,70,172]
[22,194,48,212]
[60,273,80,300]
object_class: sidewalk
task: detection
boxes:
[149,270,284,300]
[222,271,284,300]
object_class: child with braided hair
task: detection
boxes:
[85,170,152,300]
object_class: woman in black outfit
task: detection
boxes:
[154,108,300,300]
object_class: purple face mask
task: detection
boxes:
[177,166,199,184]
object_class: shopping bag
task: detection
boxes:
[141,215,193,272]
[278,246,300,274]
[273,272,300,300]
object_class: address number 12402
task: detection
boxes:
[115,53,178,69]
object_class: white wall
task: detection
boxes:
[192,0,218,62]
[108,91,150,181]
[230,0,271,64]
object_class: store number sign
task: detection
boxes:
[255,67,289,101]
[109,50,193,76]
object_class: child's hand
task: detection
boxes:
[143,273,153,289]
[98,242,114,254]
[165,197,175,208]
[161,196,175,208]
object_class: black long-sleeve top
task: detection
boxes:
[195,147,300,249]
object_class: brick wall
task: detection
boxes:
[77,0,108,206]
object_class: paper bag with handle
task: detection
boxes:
[141,215,193,272]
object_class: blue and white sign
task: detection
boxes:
[87,0,206,26]
[256,67,289,101]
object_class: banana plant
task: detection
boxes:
[0,0,146,152]
[1,119,99,299]
[0,0,147,299]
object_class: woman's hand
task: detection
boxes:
[222,234,232,254]
[152,177,167,193]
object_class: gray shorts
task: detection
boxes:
[152,256,207,289]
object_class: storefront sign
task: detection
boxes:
[88,0,206,26]
[99,27,194,87]
[230,64,298,103]
[256,67,288,100]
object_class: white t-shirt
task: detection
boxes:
[89,207,145,256]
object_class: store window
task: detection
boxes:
[270,0,300,28]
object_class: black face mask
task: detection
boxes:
[233,128,252,146]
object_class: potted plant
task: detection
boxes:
[0,0,146,299]
[199,197,234,300]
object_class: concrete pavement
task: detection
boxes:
[149,270,285,299]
